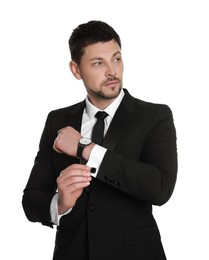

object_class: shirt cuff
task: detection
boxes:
[50,193,72,226]
[86,144,107,177]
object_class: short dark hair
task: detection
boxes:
[68,20,121,64]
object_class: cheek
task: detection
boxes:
[86,72,104,86]
[82,74,99,89]
[118,63,124,75]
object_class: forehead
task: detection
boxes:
[82,40,121,60]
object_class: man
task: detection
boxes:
[22,20,177,260]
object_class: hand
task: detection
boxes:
[57,164,92,214]
[53,126,82,157]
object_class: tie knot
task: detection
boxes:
[95,111,108,120]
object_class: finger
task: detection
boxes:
[58,171,91,186]
[58,165,91,185]
[70,181,91,192]
[53,131,63,152]
[58,175,92,187]
[53,140,63,153]
[60,164,91,176]
[57,178,91,195]
[61,179,91,192]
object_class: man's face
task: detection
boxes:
[74,40,124,107]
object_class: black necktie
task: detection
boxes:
[92,111,108,145]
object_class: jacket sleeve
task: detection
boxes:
[22,112,56,228]
[97,105,178,206]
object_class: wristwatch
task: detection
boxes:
[76,137,92,159]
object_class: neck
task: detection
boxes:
[88,96,115,110]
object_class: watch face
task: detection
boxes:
[80,138,92,145]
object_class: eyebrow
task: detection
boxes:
[90,51,121,61]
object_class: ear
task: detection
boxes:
[69,61,82,80]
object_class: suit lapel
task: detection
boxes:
[103,90,136,150]
[64,101,85,132]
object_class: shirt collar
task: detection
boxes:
[85,89,125,120]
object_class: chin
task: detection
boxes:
[102,85,122,99]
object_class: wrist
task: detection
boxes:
[82,143,95,161]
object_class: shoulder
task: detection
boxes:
[124,89,173,116]
[124,90,176,134]
[47,100,85,118]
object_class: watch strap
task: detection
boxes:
[77,144,85,159]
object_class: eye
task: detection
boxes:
[114,57,121,63]
[93,61,102,66]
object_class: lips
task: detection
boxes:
[104,80,119,86]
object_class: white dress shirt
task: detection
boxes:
[50,89,125,225]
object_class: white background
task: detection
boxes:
[1,0,209,259]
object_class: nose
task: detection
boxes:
[105,64,117,78]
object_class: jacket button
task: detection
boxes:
[88,204,96,211]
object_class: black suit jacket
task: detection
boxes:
[22,89,177,260]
